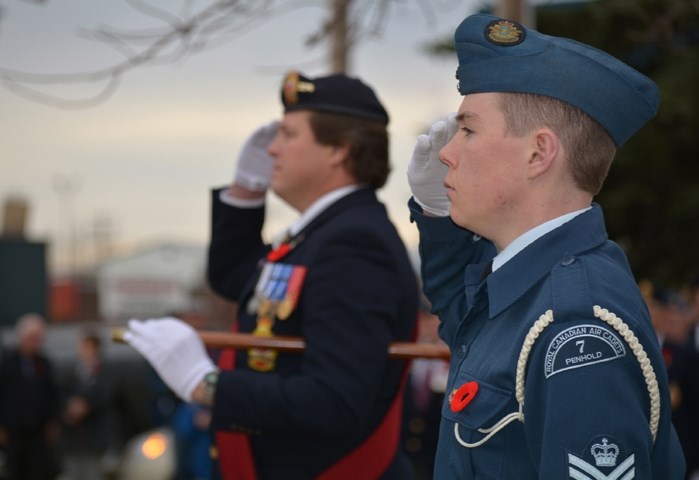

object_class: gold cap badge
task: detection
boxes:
[282,71,315,107]
[486,20,525,46]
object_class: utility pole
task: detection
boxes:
[496,0,535,27]
[330,0,352,73]
[52,174,81,277]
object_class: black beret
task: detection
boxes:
[280,71,389,126]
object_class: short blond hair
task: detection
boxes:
[497,93,616,195]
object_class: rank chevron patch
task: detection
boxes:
[567,452,635,480]
[568,436,635,479]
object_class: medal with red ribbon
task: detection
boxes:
[266,233,305,262]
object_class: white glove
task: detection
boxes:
[407,113,458,216]
[123,317,216,403]
[234,121,279,192]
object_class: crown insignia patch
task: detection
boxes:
[568,435,635,479]
[591,438,619,467]
[485,20,525,46]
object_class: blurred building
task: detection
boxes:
[0,195,48,327]
[96,244,208,324]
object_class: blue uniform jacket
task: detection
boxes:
[410,199,685,479]
[207,187,418,479]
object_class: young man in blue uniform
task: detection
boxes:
[125,71,419,479]
[407,13,686,479]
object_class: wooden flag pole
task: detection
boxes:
[112,328,450,361]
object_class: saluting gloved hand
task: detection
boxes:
[407,113,458,217]
[123,317,216,403]
[233,121,279,192]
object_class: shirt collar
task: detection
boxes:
[477,204,608,319]
[492,207,591,272]
[272,184,362,246]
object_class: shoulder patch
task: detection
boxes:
[567,435,635,479]
[544,324,626,378]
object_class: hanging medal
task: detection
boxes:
[247,264,287,371]
[247,298,277,372]
[246,233,307,372]
[247,262,274,315]
[276,266,307,320]
[247,263,307,371]
[248,263,306,372]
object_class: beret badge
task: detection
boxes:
[485,20,525,46]
[282,71,315,107]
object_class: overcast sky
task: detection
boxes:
[0,0,485,274]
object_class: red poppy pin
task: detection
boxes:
[449,381,479,413]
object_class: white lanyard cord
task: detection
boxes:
[454,306,659,449]
[593,306,660,441]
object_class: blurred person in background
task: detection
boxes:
[59,331,117,480]
[644,282,693,351]
[646,279,699,480]
[172,403,212,480]
[402,298,448,479]
[686,276,699,354]
[170,311,214,480]
[124,71,419,479]
[679,277,699,479]
[0,313,61,480]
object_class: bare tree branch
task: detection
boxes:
[0,0,456,108]
[0,73,122,109]
[125,0,183,26]
[0,0,278,107]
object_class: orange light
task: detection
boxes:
[141,432,167,460]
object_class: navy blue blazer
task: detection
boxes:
[207,187,419,479]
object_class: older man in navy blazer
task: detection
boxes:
[126,71,419,479]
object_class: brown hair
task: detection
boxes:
[308,111,390,189]
[497,93,616,195]
[81,331,102,350]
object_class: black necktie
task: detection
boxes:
[480,260,493,282]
